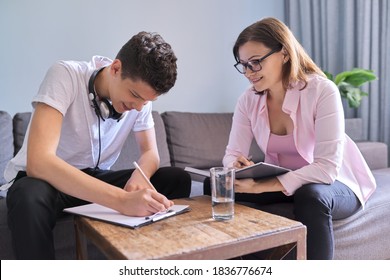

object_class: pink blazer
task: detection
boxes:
[224,74,376,206]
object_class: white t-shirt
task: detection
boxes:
[4,56,154,182]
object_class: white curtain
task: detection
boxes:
[285,0,390,151]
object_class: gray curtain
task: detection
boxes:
[285,0,390,154]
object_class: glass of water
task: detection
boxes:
[210,167,235,220]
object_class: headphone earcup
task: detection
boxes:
[99,99,113,120]
[98,98,123,121]
[110,108,123,121]
[88,92,95,101]
[88,68,123,121]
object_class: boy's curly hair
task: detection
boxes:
[116,32,177,95]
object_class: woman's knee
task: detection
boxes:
[293,184,331,215]
[294,184,327,202]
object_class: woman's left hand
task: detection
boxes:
[234,178,261,194]
[235,177,284,194]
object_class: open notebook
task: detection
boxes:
[64,203,190,229]
[185,162,290,179]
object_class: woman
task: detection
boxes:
[208,17,376,259]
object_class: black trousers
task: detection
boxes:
[204,178,361,260]
[7,167,191,260]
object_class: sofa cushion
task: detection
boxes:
[111,111,171,170]
[13,112,31,155]
[0,111,14,185]
[161,111,264,169]
[151,111,171,167]
[356,141,388,170]
[332,168,390,259]
[345,118,364,141]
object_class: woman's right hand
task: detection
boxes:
[233,155,254,169]
[119,188,173,217]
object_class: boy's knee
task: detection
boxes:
[7,177,56,211]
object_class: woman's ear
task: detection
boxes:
[282,49,289,64]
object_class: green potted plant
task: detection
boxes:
[324,68,378,108]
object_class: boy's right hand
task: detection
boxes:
[120,188,173,217]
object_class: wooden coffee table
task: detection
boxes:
[74,195,306,260]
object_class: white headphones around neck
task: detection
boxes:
[88,67,123,122]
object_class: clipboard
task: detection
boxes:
[64,203,190,229]
[234,162,290,179]
[185,162,290,179]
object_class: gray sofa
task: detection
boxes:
[1,110,390,259]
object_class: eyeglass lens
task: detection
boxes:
[234,48,280,74]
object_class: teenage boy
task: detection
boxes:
[5,31,191,259]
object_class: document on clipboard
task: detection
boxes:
[64,203,190,229]
[185,162,290,179]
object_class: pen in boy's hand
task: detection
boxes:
[133,161,157,191]
[133,161,172,212]
[145,209,172,220]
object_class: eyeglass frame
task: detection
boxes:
[234,47,282,74]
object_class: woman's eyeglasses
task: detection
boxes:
[234,48,281,74]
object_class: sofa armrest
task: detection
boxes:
[0,111,14,185]
[356,142,388,170]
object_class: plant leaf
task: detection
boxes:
[346,87,362,108]
[323,71,334,81]
[335,69,377,87]
[324,68,377,108]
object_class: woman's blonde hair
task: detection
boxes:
[233,17,325,90]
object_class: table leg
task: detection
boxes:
[74,218,88,260]
[295,226,307,260]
